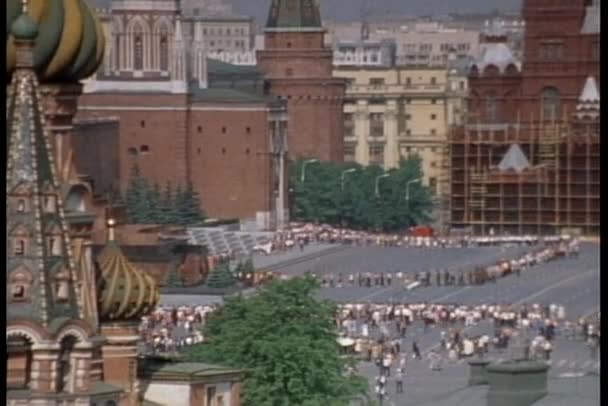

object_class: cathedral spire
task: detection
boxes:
[7,11,84,328]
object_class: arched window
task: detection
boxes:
[133,25,144,70]
[159,28,169,71]
[485,92,498,122]
[14,240,25,256]
[541,87,561,121]
[57,336,78,393]
[65,186,87,212]
[7,336,33,389]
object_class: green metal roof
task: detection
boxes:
[266,0,323,29]
[207,58,260,75]
[189,86,275,104]
[139,360,243,381]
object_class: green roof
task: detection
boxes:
[266,0,323,30]
[207,58,260,75]
[190,86,275,104]
[140,360,243,381]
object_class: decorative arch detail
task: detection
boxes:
[126,16,152,71]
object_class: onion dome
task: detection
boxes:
[11,11,38,40]
[6,0,106,83]
[97,219,159,322]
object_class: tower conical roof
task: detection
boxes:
[6,25,84,329]
[266,0,323,30]
[498,144,530,173]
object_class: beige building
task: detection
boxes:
[333,64,468,197]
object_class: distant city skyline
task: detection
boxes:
[90,0,522,21]
[232,0,522,24]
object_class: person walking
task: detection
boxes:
[412,341,422,360]
[395,367,404,394]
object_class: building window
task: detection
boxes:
[344,144,356,162]
[222,127,227,134]
[406,129,412,136]
[459,81,465,91]
[197,126,203,133]
[430,129,437,136]
[222,148,226,154]
[128,147,137,156]
[17,199,26,213]
[159,32,169,71]
[485,93,497,122]
[140,145,150,154]
[405,114,411,120]
[405,77,412,86]
[133,27,143,70]
[14,240,25,256]
[541,87,561,121]
[344,113,354,137]
[246,148,250,155]
[286,42,292,48]
[429,177,437,193]
[430,77,436,85]
[369,144,384,165]
[197,148,201,155]
[431,114,436,120]
[140,120,146,128]
[430,161,437,168]
[246,126,251,134]
[431,99,437,104]
[591,42,599,59]
[370,78,385,86]
[369,113,384,137]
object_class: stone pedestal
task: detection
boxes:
[486,360,549,406]
[468,359,491,385]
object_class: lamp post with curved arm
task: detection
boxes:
[300,159,319,182]
[341,168,358,190]
[375,173,390,197]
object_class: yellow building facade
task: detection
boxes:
[333,66,468,197]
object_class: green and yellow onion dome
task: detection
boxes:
[7,0,105,83]
[97,225,159,322]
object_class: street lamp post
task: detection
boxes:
[300,159,319,182]
[375,173,390,197]
[405,178,422,202]
[341,168,358,190]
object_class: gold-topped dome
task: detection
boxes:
[7,0,105,83]
[97,220,159,322]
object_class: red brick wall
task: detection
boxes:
[189,106,274,220]
[77,94,275,221]
[77,93,189,190]
[258,31,345,162]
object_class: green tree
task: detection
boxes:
[180,182,206,225]
[146,182,163,224]
[205,260,236,289]
[185,277,367,406]
[160,181,177,225]
[125,164,153,224]
[290,158,435,231]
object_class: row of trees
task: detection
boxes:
[205,258,255,289]
[290,157,435,231]
[125,165,206,225]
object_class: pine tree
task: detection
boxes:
[206,260,236,289]
[145,182,163,224]
[160,181,176,225]
[125,164,149,224]
[172,184,185,225]
[182,182,205,225]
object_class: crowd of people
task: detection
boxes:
[138,304,218,355]
[309,238,578,290]
[335,301,599,371]
[254,222,580,256]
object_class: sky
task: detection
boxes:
[232,0,522,23]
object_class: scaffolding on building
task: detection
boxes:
[448,111,599,236]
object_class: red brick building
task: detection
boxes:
[76,0,289,228]
[257,0,346,162]
[447,0,600,235]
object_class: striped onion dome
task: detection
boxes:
[7,0,105,83]
[97,220,159,322]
